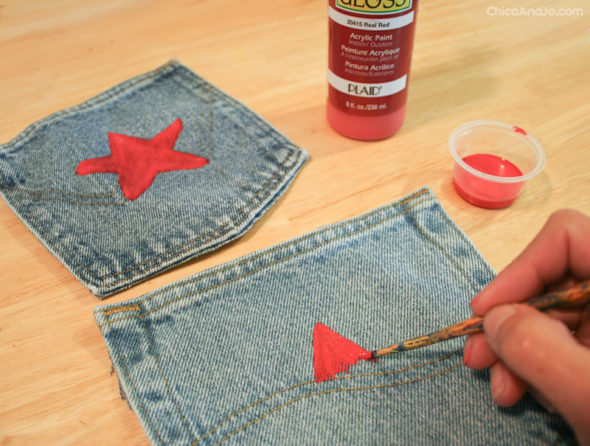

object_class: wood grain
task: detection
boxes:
[1,0,588,443]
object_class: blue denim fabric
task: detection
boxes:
[0,61,307,297]
[94,188,574,445]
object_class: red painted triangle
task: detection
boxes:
[313,322,374,382]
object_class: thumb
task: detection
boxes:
[484,304,590,438]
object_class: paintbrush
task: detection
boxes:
[370,279,590,359]
[313,280,590,382]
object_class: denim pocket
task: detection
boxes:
[94,188,574,445]
[0,61,307,297]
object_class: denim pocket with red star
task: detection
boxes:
[0,61,308,297]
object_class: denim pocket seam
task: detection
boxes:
[406,210,482,293]
[215,361,462,445]
[0,182,120,199]
[95,146,304,284]
[1,183,125,205]
[96,194,433,327]
[98,189,480,327]
[20,207,118,280]
[437,207,496,278]
[96,188,432,313]
[173,65,291,149]
[166,72,212,160]
[103,304,142,316]
[109,328,165,444]
[3,190,125,206]
[190,350,461,445]
[138,318,198,443]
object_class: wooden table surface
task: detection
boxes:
[1,0,588,443]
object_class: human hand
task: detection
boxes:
[463,209,590,444]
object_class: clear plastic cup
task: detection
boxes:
[449,120,546,209]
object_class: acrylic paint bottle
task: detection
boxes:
[327,0,419,140]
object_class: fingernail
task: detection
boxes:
[484,305,517,339]
[463,337,473,365]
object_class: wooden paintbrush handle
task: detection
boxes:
[373,279,590,358]
[525,279,590,311]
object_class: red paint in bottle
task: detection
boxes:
[327,0,419,140]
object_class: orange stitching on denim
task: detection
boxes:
[405,211,481,293]
[103,305,141,316]
[97,147,301,282]
[21,210,116,278]
[139,318,197,442]
[95,192,432,326]
[191,350,459,445]
[0,182,119,199]
[4,188,125,205]
[127,190,431,308]
[215,362,462,445]
[436,207,496,278]
[95,199,429,323]
[110,329,164,444]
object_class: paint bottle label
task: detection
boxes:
[328,0,418,124]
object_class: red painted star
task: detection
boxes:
[76,118,208,200]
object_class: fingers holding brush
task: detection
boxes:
[465,209,590,371]
[463,209,590,445]
[464,300,590,370]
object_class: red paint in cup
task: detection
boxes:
[449,121,545,209]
